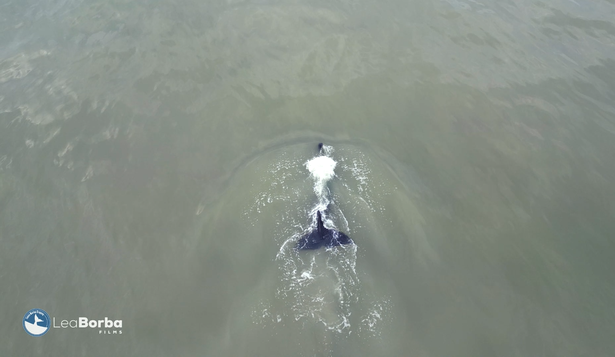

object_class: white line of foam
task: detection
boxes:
[305,154,336,213]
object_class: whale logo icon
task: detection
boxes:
[23,309,50,336]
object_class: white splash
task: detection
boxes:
[305,155,337,211]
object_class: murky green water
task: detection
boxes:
[1,0,614,356]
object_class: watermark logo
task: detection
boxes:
[23,309,123,336]
[23,309,50,337]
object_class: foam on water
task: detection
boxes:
[305,154,337,212]
[306,155,337,183]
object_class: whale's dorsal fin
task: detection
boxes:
[317,211,325,236]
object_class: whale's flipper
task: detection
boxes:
[296,211,353,250]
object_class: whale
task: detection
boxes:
[295,143,354,250]
[296,211,353,250]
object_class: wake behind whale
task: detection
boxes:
[194,139,414,352]
[296,143,354,250]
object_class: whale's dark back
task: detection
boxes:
[296,211,352,250]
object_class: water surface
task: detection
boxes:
[1,0,615,356]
